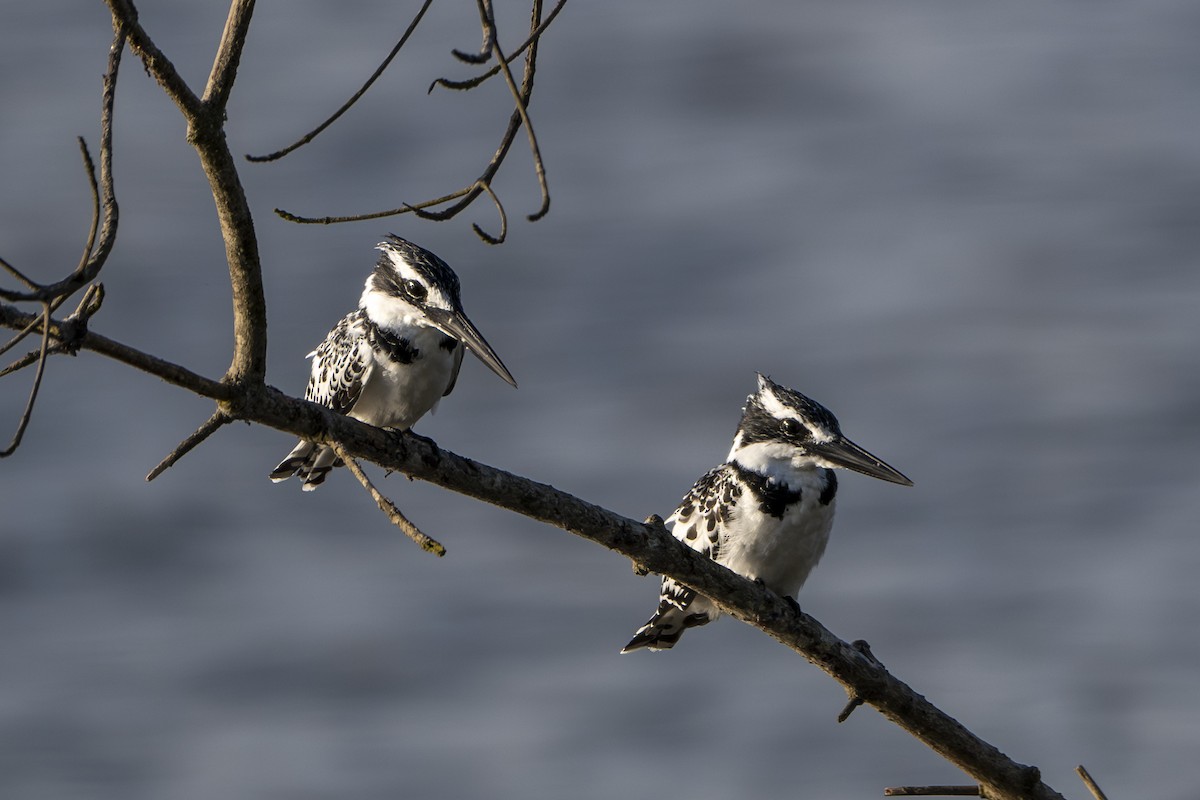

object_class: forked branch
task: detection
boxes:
[270,0,552,243]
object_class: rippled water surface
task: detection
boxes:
[3,2,1199,798]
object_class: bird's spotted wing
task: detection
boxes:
[306,309,373,415]
[659,464,743,611]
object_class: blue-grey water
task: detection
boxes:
[2,2,1199,798]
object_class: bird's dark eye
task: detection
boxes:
[403,279,427,301]
[780,418,803,437]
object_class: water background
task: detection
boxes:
[2,2,1199,798]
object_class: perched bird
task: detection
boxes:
[622,374,911,653]
[270,235,516,490]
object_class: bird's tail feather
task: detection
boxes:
[621,603,712,653]
[269,440,344,491]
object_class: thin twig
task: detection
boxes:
[452,0,495,64]
[105,0,200,115]
[246,0,434,163]
[837,640,883,722]
[471,181,507,244]
[429,0,568,93]
[0,304,55,360]
[275,187,474,225]
[0,304,50,457]
[0,302,233,401]
[884,787,981,797]
[75,136,101,278]
[0,28,123,306]
[488,8,549,222]
[331,441,447,556]
[274,0,552,241]
[146,410,231,481]
[1074,766,1109,800]
[0,257,39,293]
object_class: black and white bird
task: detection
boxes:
[270,235,517,490]
[622,374,911,653]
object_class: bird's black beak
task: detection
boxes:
[813,436,912,486]
[425,307,518,388]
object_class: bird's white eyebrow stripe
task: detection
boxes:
[757,384,799,421]
[755,384,834,443]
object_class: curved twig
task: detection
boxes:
[274,0,551,241]
[430,0,568,93]
[0,36,121,307]
[0,304,49,457]
[245,0,434,163]
[489,13,549,222]
[471,181,508,244]
[275,187,475,225]
[452,0,496,64]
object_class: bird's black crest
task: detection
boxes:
[372,234,462,306]
[737,376,842,447]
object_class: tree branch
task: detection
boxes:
[1,33,121,307]
[219,381,1061,800]
[330,441,447,557]
[105,0,200,116]
[2,7,1085,799]
[146,410,231,481]
[0,302,233,402]
[273,0,551,242]
[203,0,257,112]
[0,288,1068,799]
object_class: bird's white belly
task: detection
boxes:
[719,478,836,598]
[351,331,457,430]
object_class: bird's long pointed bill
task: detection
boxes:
[815,437,913,486]
[427,308,517,388]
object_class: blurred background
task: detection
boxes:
[2,1,1199,797]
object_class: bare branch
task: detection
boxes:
[146,411,231,481]
[884,787,981,797]
[0,37,121,307]
[203,0,257,112]
[274,187,475,225]
[0,305,50,458]
[490,17,549,222]
[471,181,507,244]
[0,257,39,293]
[452,0,496,64]
[1075,765,1110,800]
[245,0,435,163]
[207,381,1066,799]
[75,137,102,276]
[331,442,447,556]
[429,0,569,93]
[0,283,1072,799]
[274,0,551,242]
[105,0,201,116]
[0,302,232,402]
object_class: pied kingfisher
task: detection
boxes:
[270,235,517,490]
[622,374,912,653]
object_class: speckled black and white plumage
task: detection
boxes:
[270,235,516,491]
[622,374,911,653]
